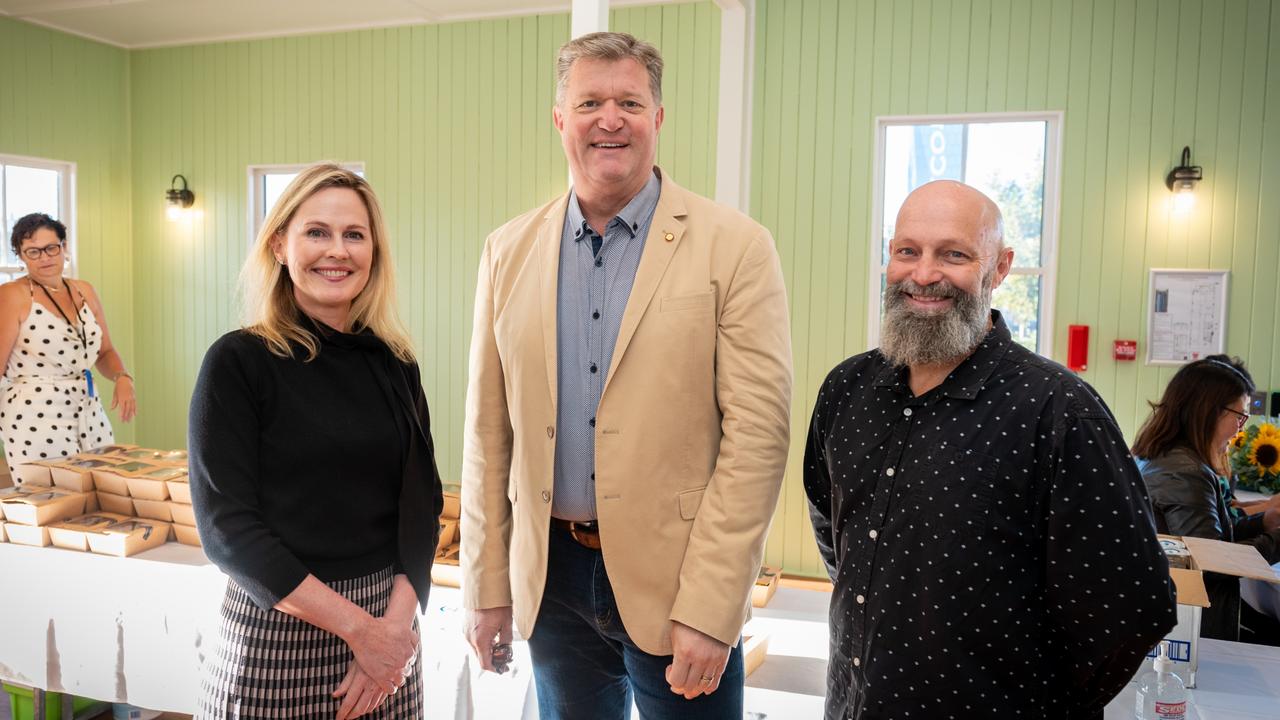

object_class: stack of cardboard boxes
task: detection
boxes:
[0,445,193,557]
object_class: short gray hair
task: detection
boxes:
[556,32,663,107]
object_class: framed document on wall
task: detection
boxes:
[1146,269,1229,366]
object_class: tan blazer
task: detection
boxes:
[460,171,792,655]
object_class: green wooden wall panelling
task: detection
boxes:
[753,0,1280,578]
[6,0,1280,580]
[126,5,722,485]
[0,17,135,443]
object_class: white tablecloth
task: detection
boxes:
[3,542,1279,719]
[0,542,536,718]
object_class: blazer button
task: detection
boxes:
[547,426,555,439]
[541,490,551,503]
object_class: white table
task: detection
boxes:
[4,542,1279,719]
[0,542,537,718]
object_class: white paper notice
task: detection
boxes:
[1147,269,1228,365]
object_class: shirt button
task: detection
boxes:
[592,310,600,320]
[595,258,603,268]
[868,529,878,540]
[885,468,895,477]
[903,408,913,417]
[541,490,551,503]
[589,363,598,373]
[853,658,861,667]
[856,594,865,604]
[589,417,596,427]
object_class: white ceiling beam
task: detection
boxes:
[713,0,753,213]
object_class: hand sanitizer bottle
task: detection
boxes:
[1135,641,1188,719]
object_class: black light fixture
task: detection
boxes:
[166,174,195,219]
[1165,146,1202,212]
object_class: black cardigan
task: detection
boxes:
[188,321,442,611]
[1138,447,1280,640]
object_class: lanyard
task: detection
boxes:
[37,279,95,398]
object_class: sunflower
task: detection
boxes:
[1255,423,1280,444]
[1248,433,1280,475]
[1231,430,1248,450]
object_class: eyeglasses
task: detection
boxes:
[1222,406,1249,425]
[20,243,64,260]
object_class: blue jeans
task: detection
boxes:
[528,526,745,720]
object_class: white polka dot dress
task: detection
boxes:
[1,297,113,467]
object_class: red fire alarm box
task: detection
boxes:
[1113,340,1138,361]
[1067,325,1089,372]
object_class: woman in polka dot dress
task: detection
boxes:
[0,213,136,468]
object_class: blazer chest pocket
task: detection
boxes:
[661,291,714,313]
[677,486,706,520]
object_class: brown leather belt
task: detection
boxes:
[551,518,602,550]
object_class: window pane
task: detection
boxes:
[992,274,1041,352]
[262,172,299,220]
[881,121,1045,268]
[4,165,62,267]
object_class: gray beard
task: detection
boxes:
[879,275,992,367]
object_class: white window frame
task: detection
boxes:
[0,153,77,279]
[247,162,365,240]
[867,111,1063,357]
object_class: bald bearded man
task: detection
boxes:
[804,181,1177,719]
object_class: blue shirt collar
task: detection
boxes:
[566,169,661,240]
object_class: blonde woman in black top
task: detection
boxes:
[189,164,441,719]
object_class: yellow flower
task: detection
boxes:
[1248,434,1280,475]
[1231,430,1248,449]
[1256,424,1280,443]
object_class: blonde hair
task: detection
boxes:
[240,163,416,363]
[556,32,663,107]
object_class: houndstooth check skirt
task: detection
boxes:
[197,566,423,719]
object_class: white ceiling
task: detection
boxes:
[0,0,669,49]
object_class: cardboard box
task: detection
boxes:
[117,447,187,465]
[49,457,118,492]
[48,512,130,551]
[743,631,770,677]
[11,463,53,486]
[0,489,88,526]
[91,467,132,495]
[437,519,457,554]
[0,521,7,542]
[86,518,171,557]
[1150,535,1280,687]
[430,543,461,587]
[752,565,780,608]
[442,491,460,520]
[0,485,44,520]
[167,478,192,504]
[168,501,195,526]
[96,491,134,516]
[6,523,50,547]
[126,475,172,502]
[172,523,202,547]
[133,498,173,522]
[83,444,139,457]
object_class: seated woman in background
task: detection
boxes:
[1133,355,1280,642]
[188,164,442,719]
[0,213,136,469]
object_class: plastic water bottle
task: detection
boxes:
[1135,641,1188,720]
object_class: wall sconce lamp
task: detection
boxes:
[166,174,195,220]
[1166,146,1202,213]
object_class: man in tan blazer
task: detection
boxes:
[460,31,792,720]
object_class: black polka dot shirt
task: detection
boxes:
[804,312,1178,720]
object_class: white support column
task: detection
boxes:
[571,0,609,38]
[714,0,754,213]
